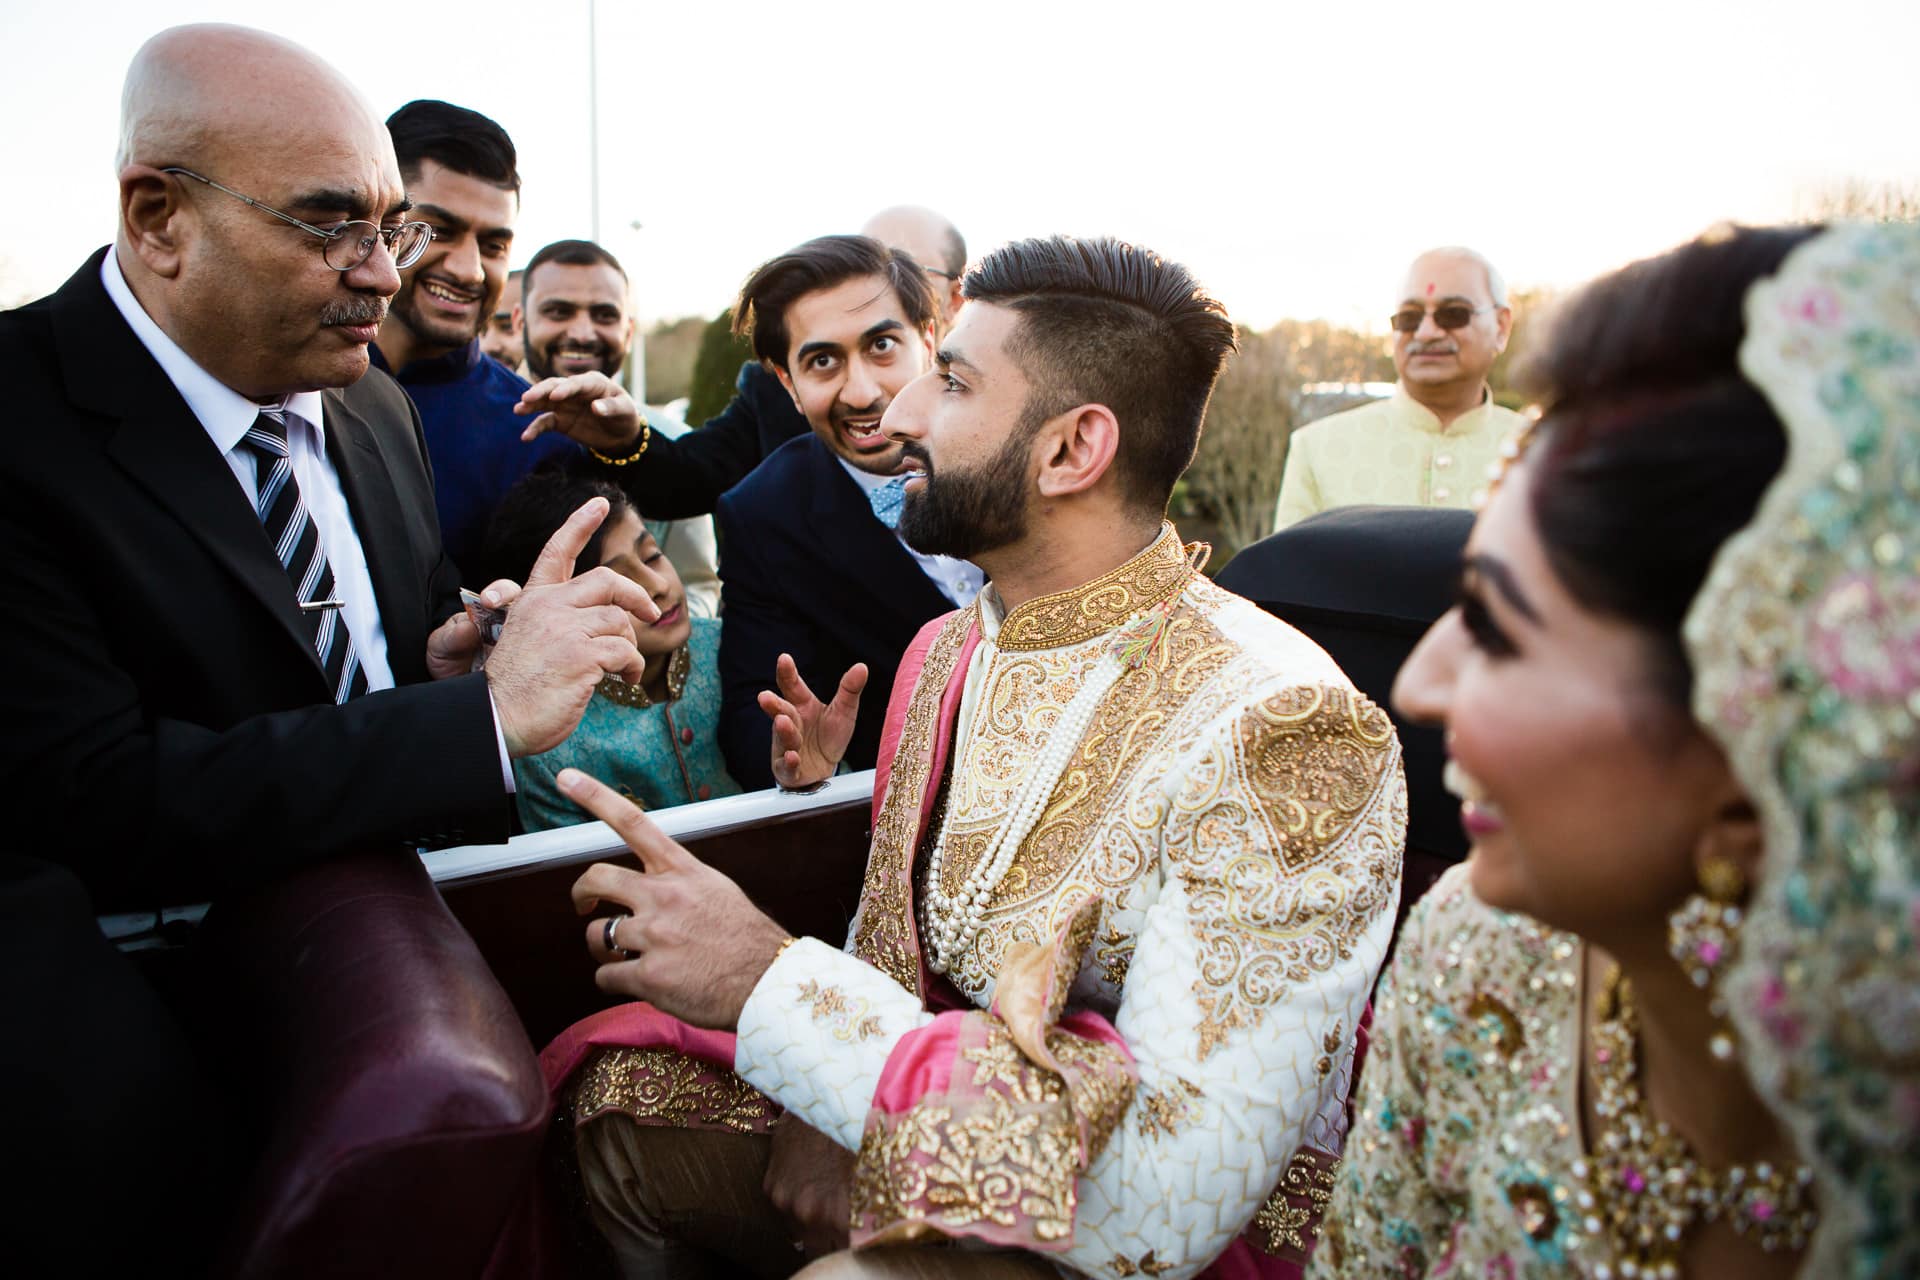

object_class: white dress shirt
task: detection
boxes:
[101,247,396,690]
[834,458,985,608]
[102,248,515,791]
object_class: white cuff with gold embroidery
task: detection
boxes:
[734,936,932,1150]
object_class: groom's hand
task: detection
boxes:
[567,768,792,1030]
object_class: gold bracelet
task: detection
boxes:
[589,416,651,466]
[772,935,799,965]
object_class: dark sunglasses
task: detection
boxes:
[1390,303,1491,334]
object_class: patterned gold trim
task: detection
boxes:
[594,644,692,708]
[995,524,1190,652]
[1133,1076,1204,1141]
[1108,1253,1175,1276]
[850,609,974,994]
[572,1046,777,1134]
[1184,684,1405,1060]
[948,602,1238,918]
[850,1019,1136,1249]
[1249,1147,1340,1258]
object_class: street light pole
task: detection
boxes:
[587,0,600,243]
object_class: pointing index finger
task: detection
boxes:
[560,768,692,876]
[525,497,609,588]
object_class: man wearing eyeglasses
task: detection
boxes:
[0,23,662,1269]
[1272,246,1527,529]
[0,23,660,911]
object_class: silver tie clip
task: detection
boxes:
[299,599,346,612]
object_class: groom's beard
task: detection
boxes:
[898,420,1036,562]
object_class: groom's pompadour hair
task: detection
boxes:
[962,236,1237,514]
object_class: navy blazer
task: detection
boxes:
[0,250,508,908]
[715,434,957,790]
[604,361,809,520]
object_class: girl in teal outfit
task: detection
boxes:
[479,469,741,830]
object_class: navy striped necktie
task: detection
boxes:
[240,408,367,703]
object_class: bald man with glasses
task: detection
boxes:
[1273,246,1528,529]
[0,23,663,1267]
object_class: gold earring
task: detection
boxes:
[1667,854,1747,1062]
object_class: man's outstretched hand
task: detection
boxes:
[517,372,644,454]
[758,655,866,789]
[568,768,792,1030]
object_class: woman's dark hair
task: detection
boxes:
[1519,224,1822,708]
[473,462,630,589]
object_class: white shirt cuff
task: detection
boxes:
[487,683,516,793]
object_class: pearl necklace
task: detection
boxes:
[920,648,1126,976]
[917,569,1200,980]
[1580,965,1815,1279]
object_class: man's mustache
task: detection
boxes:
[320,299,388,326]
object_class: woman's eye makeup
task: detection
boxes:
[1457,583,1517,657]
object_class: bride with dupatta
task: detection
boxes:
[1312,221,1920,1279]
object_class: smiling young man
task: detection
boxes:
[372,99,575,580]
[549,236,1408,1278]
[516,237,722,618]
[1273,246,1529,529]
[707,234,985,790]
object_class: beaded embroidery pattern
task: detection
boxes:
[1687,223,1920,1278]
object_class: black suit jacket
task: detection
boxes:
[0,250,508,909]
[1216,505,1472,863]
[603,361,808,519]
[715,434,957,790]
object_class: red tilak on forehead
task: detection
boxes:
[1426,282,1436,297]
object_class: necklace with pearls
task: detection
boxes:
[920,647,1124,976]
[919,585,1192,978]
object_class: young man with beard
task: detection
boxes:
[546,236,1408,1278]
[515,238,721,617]
[701,235,984,791]
[371,99,575,579]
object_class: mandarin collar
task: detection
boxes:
[1390,382,1498,435]
[983,523,1193,652]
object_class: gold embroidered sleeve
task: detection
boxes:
[1173,683,1406,1059]
[1036,680,1405,1275]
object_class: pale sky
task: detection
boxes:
[3,0,1915,329]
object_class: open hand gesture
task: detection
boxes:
[757,655,867,789]
[516,371,644,454]
[567,768,792,1030]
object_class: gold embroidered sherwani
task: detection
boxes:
[727,527,1407,1277]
